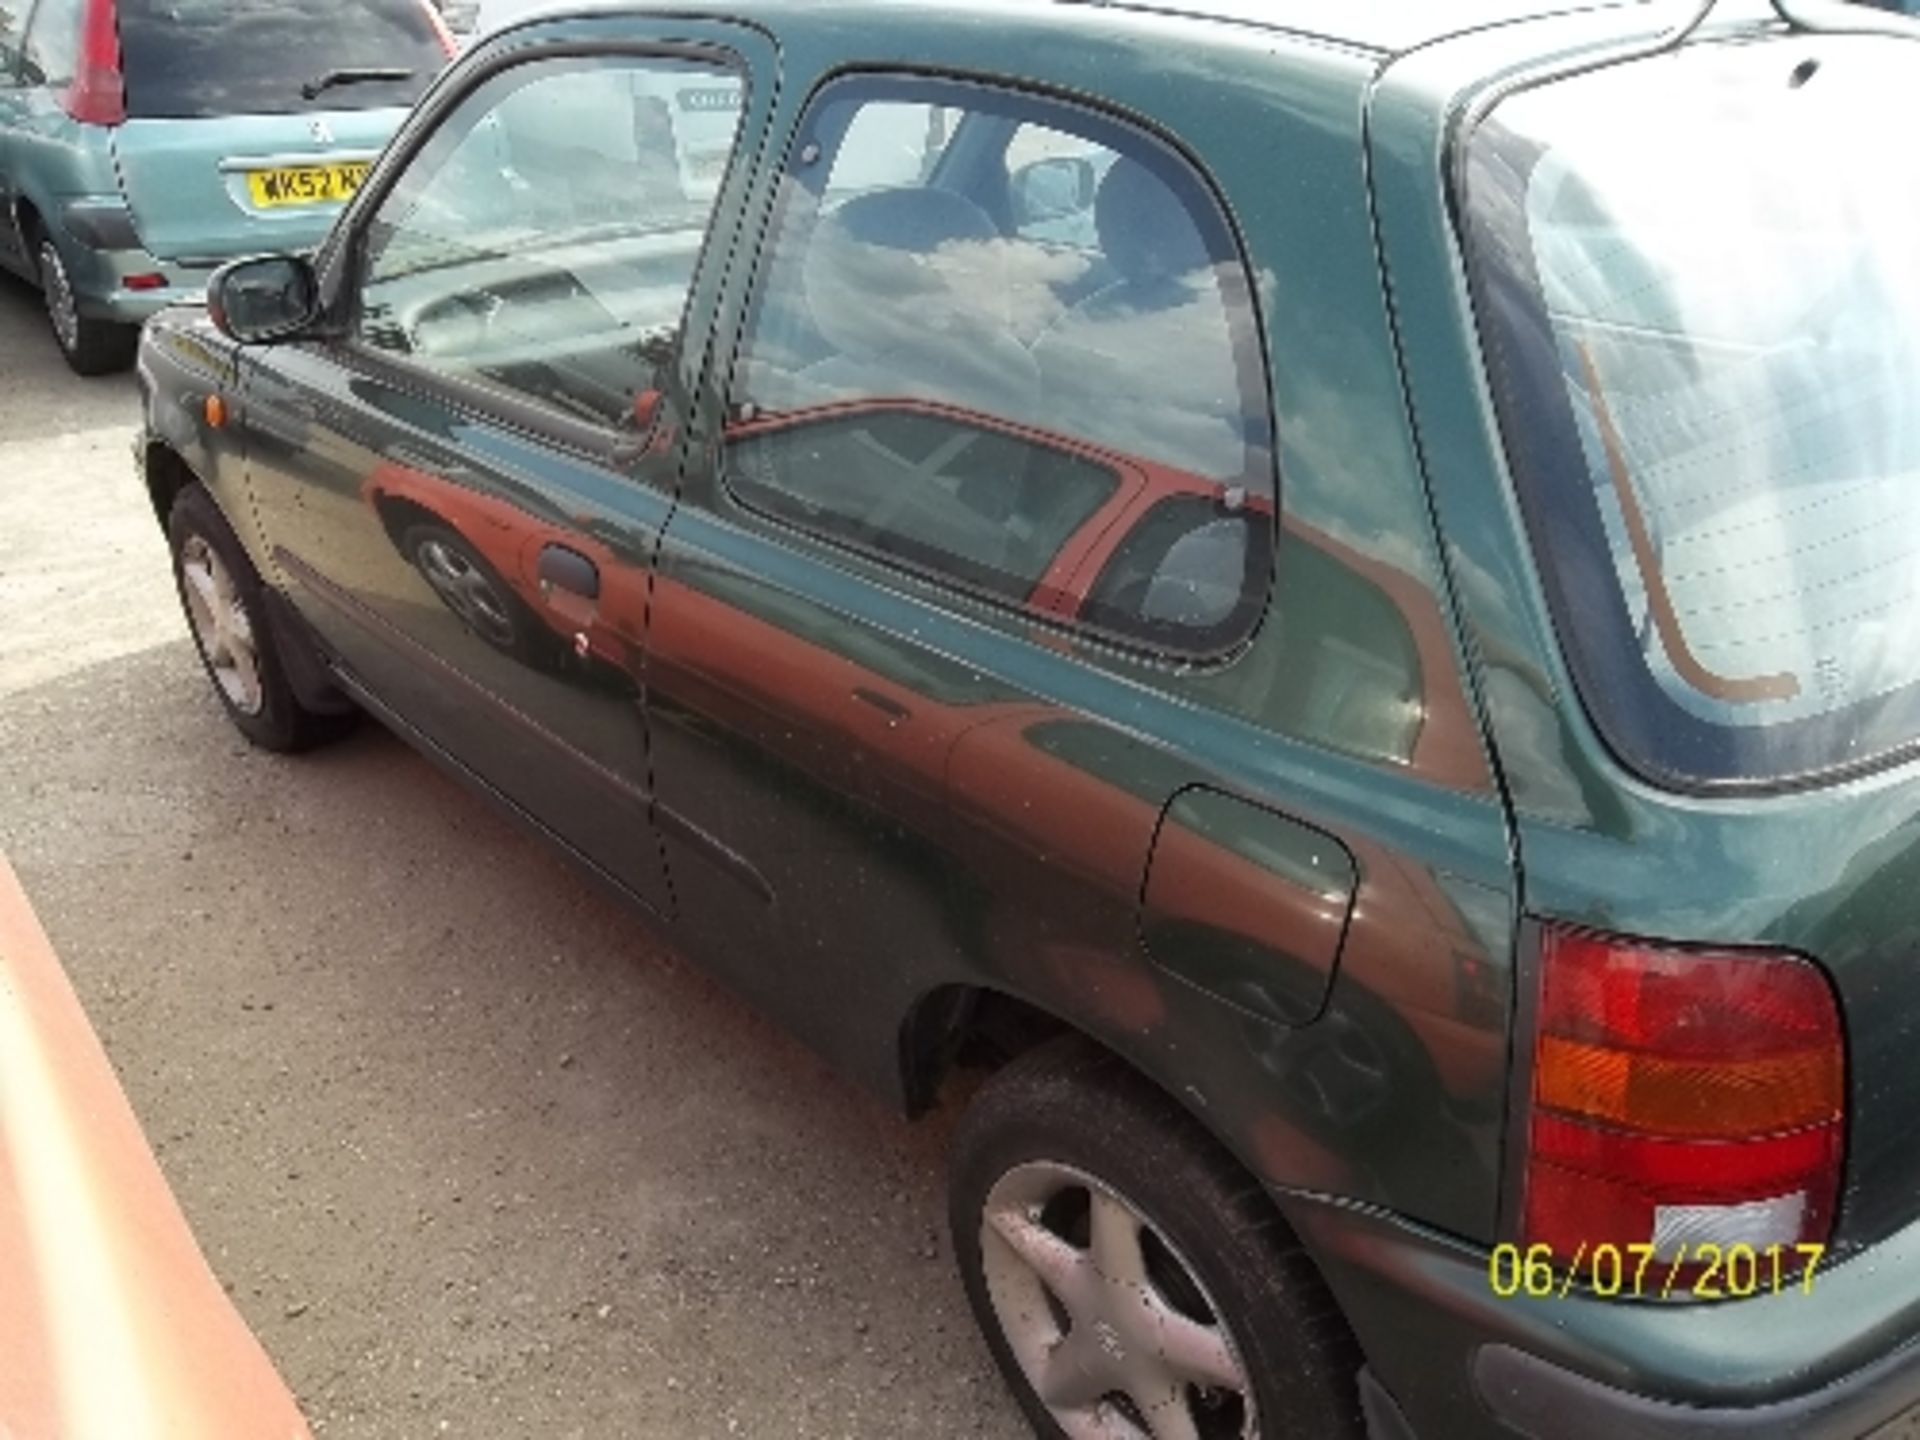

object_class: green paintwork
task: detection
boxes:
[131,3,1920,1436]
[1140,786,1357,1029]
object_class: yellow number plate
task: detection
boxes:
[246,162,370,209]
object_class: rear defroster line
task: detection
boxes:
[1575,342,1801,706]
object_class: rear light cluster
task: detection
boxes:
[1522,925,1845,1279]
[63,0,125,126]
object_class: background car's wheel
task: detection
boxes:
[400,520,559,667]
[951,1037,1365,1440]
[35,234,138,377]
[168,483,348,752]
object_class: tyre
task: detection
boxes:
[401,520,560,667]
[35,234,138,377]
[168,483,349,753]
[950,1038,1364,1440]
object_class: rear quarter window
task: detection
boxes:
[725,74,1276,657]
[120,0,447,120]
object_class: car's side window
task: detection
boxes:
[19,0,79,87]
[355,53,746,433]
[726,76,1274,655]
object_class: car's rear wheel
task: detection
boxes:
[35,234,138,377]
[951,1038,1365,1440]
[168,483,348,752]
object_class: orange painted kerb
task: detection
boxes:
[0,854,310,1440]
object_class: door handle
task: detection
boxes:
[538,543,600,600]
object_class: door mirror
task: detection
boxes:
[207,255,318,343]
[1010,155,1097,228]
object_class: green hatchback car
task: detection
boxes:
[133,0,1920,1436]
[0,0,452,374]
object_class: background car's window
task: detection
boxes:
[0,3,25,76]
[20,0,79,88]
[729,77,1273,653]
[117,0,447,119]
[358,55,745,431]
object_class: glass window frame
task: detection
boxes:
[333,41,752,459]
[718,68,1281,666]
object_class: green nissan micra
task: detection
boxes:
[131,0,1920,1434]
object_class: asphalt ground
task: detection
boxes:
[0,272,1021,1437]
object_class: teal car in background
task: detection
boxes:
[0,0,452,374]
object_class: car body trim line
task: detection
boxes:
[321,665,668,924]
[215,152,384,173]
[272,550,772,908]
[272,545,652,808]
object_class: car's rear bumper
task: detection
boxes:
[47,197,212,324]
[1287,1197,1920,1440]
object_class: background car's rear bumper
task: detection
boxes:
[1285,1196,1920,1440]
[47,197,211,324]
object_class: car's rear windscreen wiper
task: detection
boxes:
[301,68,416,102]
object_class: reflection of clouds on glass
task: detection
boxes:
[761,191,1043,419]
[1030,265,1249,481]
[738,146,1269,498]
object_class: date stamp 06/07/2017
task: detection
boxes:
[1488,1241,1826,1301]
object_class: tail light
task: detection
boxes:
[1522,925,1844,1274]
[63,0,125,126]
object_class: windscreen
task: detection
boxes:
[1467,38,1920,787]
[119,0,446,119]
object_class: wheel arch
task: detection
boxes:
[898,982,1298,1213]
[11,194,45,252]
[143,439,200,529]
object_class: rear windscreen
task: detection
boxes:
[1465,38,1920,788]
[120,0,446,119]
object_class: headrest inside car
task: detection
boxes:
[1096,159,1213,286]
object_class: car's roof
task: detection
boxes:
[487,0,1658,56]
[1040,0,1648,55]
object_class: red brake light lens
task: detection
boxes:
[63,0,125,126]
[1522,926,1844,1273]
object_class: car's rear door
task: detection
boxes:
[238,17,775,917]
[109,0,453,264]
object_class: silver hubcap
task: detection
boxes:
[416,538,515,648]
[180,536,265,716]
[39,241,80,354]
[981,1162,1255,1440]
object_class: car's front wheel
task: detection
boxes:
[950,1038,1365,1440]
[36,234,137,377]
[168,483,349,752]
